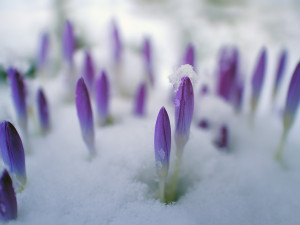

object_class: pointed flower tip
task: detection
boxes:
[112,20,122,62]
[0,170,17,221]
[62,19,75,65]
[283,62,300,131]
[174,76,194,150]
[37,88,50,133]
[183,43,195,67]
[37,32,49,68]
[154,107,171,179]
[134,83,147,116]
[75,78,95,153]
[82,51,95,92]
[0,121,26,186]
[214,125,229,150]
[95,71,109,125]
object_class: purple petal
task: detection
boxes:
[232,80,244,112]
[251,48,267,112]
[154,107,171,179]
[75,78,95,153]
[182,43,195,68]
[95,71,109,124]
[143,38,154,86]
[134,83,147,116]
[112,21,122,63]
[0,121,26,185]
[0,170,17,221]
[214,125,228,150]
[62,20,75,65]
[82,51,95,92]
[37,32,49,68]
[283,62,300,131]
[273,50,287,97]
[174,76,194,150]
[37,88,50,132]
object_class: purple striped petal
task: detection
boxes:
[143,38,154,86]
[283,62,300,131]
[95,71,109,125]
[112,21,122,63]
[273,50,287,97]
[82,51,95,93]
[174,76,194,153]
[75,78,95,154]
[0,170,17,221]
[214,125,228,150]
[154,107,171,179]
[0,121,26,186]
[134,83,147,116]
[37,88,50,133]
[182,43,195,68]
[251,48,267,112]
[37,32,49,69]
[62,20,75,65]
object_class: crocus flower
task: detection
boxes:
[95,71,109,125]
[62,20,75,66]
[182,43,195,68]
[112,20,122,63]
[232,80,244,113]
[0,170,17,221]
[174,76,194,156]
[214,125,228,150]
[37,32,49,69]
[37,88,50,133]
[82,51,95,93]
[7,68,27,133]
[0,121,26,187]
[197,119,209,129]
[143,38,154,86]
[75,78,95,155]
[273,50,287,99]
[251,48,267,114]
[134,83,147,116]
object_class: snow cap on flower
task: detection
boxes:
[134,83,147,116]
[143,37,154,85]
[174,76,194,154]
[62,20,75,65]
[82,51,95,93]
[154,107,171,179]
[37,32,49,68]
[95,70,109,125]
[182,43,195,67]
[251,48,267,113]
[283,62,300,131]
[273,50,287,98]
[37,88,50,133]
[169,64,198,92]
[0,121,26,186]
[214,125,229,150]
[112,20,122,63]
[0,170,17,222]
[75,78,95,154]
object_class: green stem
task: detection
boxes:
[275,130,287,161]
[158,179,165,203]
[167,153,182,202]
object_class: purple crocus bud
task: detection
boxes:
[134,83,147,116]
[0,170,17,221]
[200,85,209,96]
[182,43,195,68]
[7,68,27,132]
[232,80,244,113]
[112,20,122,63]
[154,107,171,179]
[62,20,75,66]
[75,78,95,155]
[37,32,49,69]
[197,119,209,129]
[82,51,95,93]
[0,121,26,186]
[273,50,287,98]
[143,38,154,86]
[283,62,300,131]
[37,88,50,133]
[95,71,109,125]
[174,76,194,156]
[251,48,267,114]
[214,125,228,150]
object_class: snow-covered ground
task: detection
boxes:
[0,0,300,224]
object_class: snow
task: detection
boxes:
[0,0,300,225]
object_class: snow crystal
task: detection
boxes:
[169,64,198,92]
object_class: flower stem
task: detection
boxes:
[275,130,287,161]
[158,178,165,203]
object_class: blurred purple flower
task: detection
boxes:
[0,121,26,186]
[134,83,147,116]
[174,76,194,155]
[197,119,209,129]
[82,51,95,93]
[154,107,171,179]
[95,71,109,125]
[112,20,122,63]
[37,88,50,133]
[0,170,17,221]
[273,50,287,98]
[200,85,209,96]
[214,125,228,150]
[75,78,95,154]
[143,38,154,86]
[182,43,195,68]
[62,20,75,65]
[232,80,244,113]
[37,32,49,69]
